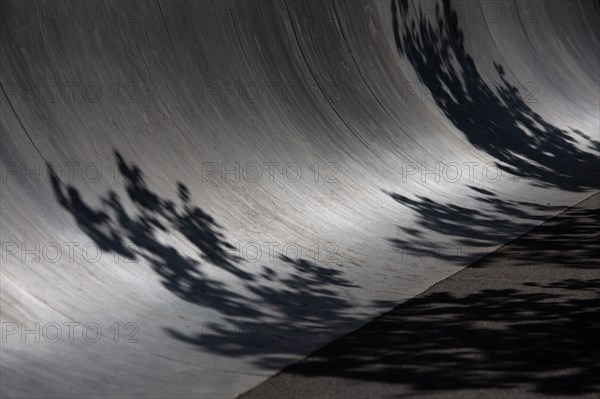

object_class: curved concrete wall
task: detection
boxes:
[1,0,598,397]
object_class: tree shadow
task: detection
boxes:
[274,279,600,396]
[165,254,362,368]
[386,186,575,265]
[49,151,252,312]
[391,0,599,192]
[236,2,594,392]
[385,0,599,267]
[387,187,599,271]
[48,151,362,365]
[493,201,600,271]
[249,203,600,396]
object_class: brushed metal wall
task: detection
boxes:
[1,1,598,397]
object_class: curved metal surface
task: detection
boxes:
[1,0,598,397]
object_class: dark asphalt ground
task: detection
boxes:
[240,192,600,399]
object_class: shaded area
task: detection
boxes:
[387,0,599,267]
[391,0,599,191]
[49,152,362,364]
[387,186,566,264]
[49,151,248,312]
[240,194,600,398]
[165,254,361,369]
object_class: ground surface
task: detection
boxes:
[240,192,600,399]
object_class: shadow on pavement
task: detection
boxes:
[241,195,600,397]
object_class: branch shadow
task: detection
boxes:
[391,0,599,192]
[277,278,600,396]
[385,0,599,270]
[252,201,600,396]
[242,1,599,393]
[48,151,362,365]
[386,187,570,265]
